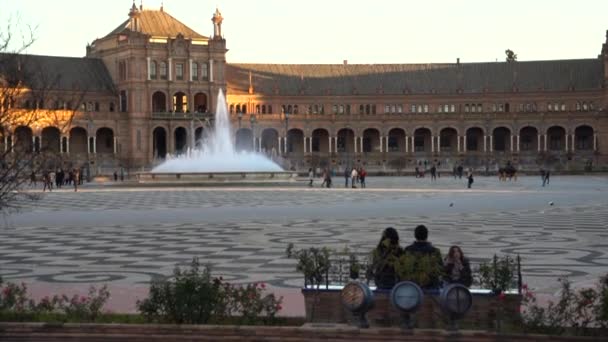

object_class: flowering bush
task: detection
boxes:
[137,258,283,325]
[475,254,517,293]
[0,277,110,321]
[521,275,608,336]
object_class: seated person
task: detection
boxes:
[443,245,473,287]
[403,225,443,288]
[369,227,402,289]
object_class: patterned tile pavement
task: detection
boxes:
[1,175,607,313]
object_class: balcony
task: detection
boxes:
[151,112,213,120]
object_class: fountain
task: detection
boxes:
[137,90,297,184]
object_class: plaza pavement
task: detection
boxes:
[1,175,607,316]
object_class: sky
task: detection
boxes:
[1,0,607,64]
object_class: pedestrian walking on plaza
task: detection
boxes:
[415,166,420,178]
[430,164,437,181]
[324,169,332,188]
[29,171,37,187]
[540,168,546,186]
[308,168,314,187]
[457,165,464,179]
[350,168,358,188]
[359,168,367,188]
[120,167,125,181]
[113,170,118,181]
[73,169,80,192]
[453,166,457,179]
[42,171,51,192]
[467,171,474,189]
[344,167,350,188]
[544,170,551,186]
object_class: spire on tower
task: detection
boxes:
[211,7,224,39]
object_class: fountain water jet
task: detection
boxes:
[138,90,295,183]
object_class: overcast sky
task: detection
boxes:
[1,0,607,64]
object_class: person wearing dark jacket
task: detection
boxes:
[370,227,402,289]
[403,225,443,288]
[443,246,473,287]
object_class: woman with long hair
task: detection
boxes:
[370,227,401,289]
[443,245,473,287]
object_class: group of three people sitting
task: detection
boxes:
[370,225,472,289]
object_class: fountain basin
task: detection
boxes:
[137,171,298,184]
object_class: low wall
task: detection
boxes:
[0,323,604,341]
[302,288,521,329]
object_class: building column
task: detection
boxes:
[309,136,312,154]
[510,135,514,152]
[404,135,409,153]
[457,136,461,153]
[565,134,569,152]
[277,136,282,154]
[87,136,91,154]
[303,136,307,153]
[431,136,435,153]
[380,136,384,153]
[209,59,214,82]
[463,136,467,152]
[571,134,575,151]
[146,57,151,80]
[593,133,597,151]
[92,137,97,154]
[385,135,389,153]
[359,137,363,153]
[31,136,36,152]
[437,136,441,153]
[537,134,542,152]
[544,134,547,152]
[168,57,172,81]
[189,59,193,81]
[328,136,332,153]
[517,135,520,152]
[489,135,493,152]
[335,137,338,153]
[113,137,117,154]
[411,136,415,153]
[258,137,262,152]
[353,135,358,153]
[483,135,487,152]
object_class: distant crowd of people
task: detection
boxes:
[308,166,368,188]
[370,225,473,289]
[30,168,82,192]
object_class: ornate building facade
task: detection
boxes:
[2,5,607,174]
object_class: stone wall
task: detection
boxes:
[0,323,603,341]
[302,288,521,330]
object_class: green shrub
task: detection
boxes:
[476,254,517,293]
[286,244,332,287]
[137,258,282,325]
[393,252,444,288]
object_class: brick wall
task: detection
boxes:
[0,323,603,341]
[303,289,521,329]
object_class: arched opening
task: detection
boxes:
[14,126,33,153]
[194,93,207,113]
[362,128,380,153]
[466,127,484,151]
[547,126,566,151]
[41,127,61,153]
[194,127,204,149]
[519,126,538,152]
[413,128,432,153]
[287,129,304,154]
[575,125,594,150]
[153,127,167,158]
[261,128,279,155]
[173,92,188,113]
[493,127,511,151]
[152,91,167,112]
[96,127,114,154]
[439,127,458,153]
[68,127,87,154]
[174,127,188,154]
[337,128,355,153]
[235,128,253,152]
[312,128,329,153]
[388,128,405,152]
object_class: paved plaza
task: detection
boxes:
[1,175,607,313]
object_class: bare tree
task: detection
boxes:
[0,17,86,213]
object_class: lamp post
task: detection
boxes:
[250,114,256,152]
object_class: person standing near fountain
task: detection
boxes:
[308,168,314,187]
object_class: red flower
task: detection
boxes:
[275,304,282,311]
[2,287,11,296]
[260,283,266,289]
[522,284,528,291]
[498,292,506,301]
[80,296,87,303]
